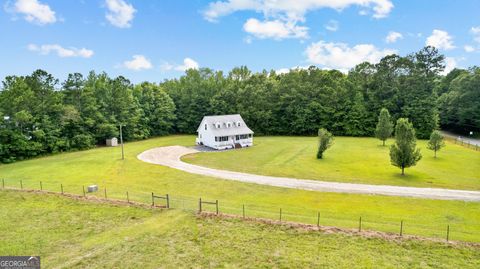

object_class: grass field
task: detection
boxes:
[0,135,479,242]
[1,190,479,269]
[184,136,480,190]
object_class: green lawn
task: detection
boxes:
[184,136,480,190]
[1,190,479,269]
[0,135,479,242]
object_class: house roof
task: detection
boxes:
[197,114,254,136]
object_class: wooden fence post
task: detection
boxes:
[447,225,450,242]
[126,191,129,203]
[20,180,23,190]
[317,212,320,227]
[151,192,155,206]
[199,198,202,213]
[216,200,219,215]
[40,181,43,191]
[104,187,107,199]
[279,208,282,221]
[166,194,170,209]
[61,184,64,194]
[242,204,245,219]
[358,217,362,232]
[400,220,403,236]
[83,186,86,197]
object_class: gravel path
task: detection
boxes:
[137,146,480,201]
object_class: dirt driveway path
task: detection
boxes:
[137,146,480,201]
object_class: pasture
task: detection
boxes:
[1,190,479,268]
[184,136,480,190]
[0,135,479,242]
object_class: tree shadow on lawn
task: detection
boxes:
[390,172,435,186]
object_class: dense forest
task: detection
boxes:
[0,46,479,163]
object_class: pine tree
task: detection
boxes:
[375,108,393,146]
[317,128,334,159]
[389,118,422,175]
[427,130,445,158]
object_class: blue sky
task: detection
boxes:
[1,0,479,83]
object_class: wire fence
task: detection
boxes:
[445,136,480,151]
[1,178,478,243]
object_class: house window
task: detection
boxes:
[249,134,252,138]
[236,135,239,140]
[218,136,228,142]
[236,122,241,127]
[205,124,207,130]
[215,136,218,142]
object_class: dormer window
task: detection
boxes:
[236,121,241,127]
[205,124,207,130]
[215,122,221,128]
[226,122,232,128]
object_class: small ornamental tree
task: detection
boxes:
[427,130,445,158]
[389,118,422,175]
[317,128,334,159]
[375,108,394,146]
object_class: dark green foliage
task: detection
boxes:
[0,70,176,163]
[133,82,176,136]
[375,108,393,146]
[438,67,480,135]
[390,118,422,175]
[317,128,334,159]
[427,130,445,158]
[0,47,475,163]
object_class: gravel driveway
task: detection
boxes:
[137,146,480,201]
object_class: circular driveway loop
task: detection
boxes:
[138,146,480,201]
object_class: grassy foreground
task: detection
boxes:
[184,136,480,190]
[1,190,479,269]
[0,135,479,242]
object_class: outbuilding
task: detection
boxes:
[196,114,253,150]
[106,137,118,147]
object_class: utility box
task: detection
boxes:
[87,185,98,193]
[106,137,118,147]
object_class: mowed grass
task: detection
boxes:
[0,135,479,242]
[1,191,479,269]
[184,136,480,190]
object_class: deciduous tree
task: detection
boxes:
[427,130,445,158]
[375,108,394,146]
[390,118,422,175]
[317,128,334,159]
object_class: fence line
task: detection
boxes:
[445,136,480,151]
[0,178,474,243]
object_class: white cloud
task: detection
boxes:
[324,20,339,32]
[122,55,153,71]
[160,58,200,72]
[426,29,455,50]
[243,18,308,39]
[7,0,56,25]
[305,41,396,71]
[442,57,457,75]
[464,45,475,53]
[27,44,94,58]
[203,0,393,22]
[385,31,403,43]
[471,26,480,43]
[105,0,136,28]
[203,0,393,40]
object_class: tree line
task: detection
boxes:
[0,46,478,163]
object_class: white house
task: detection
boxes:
[196,114,254,150]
